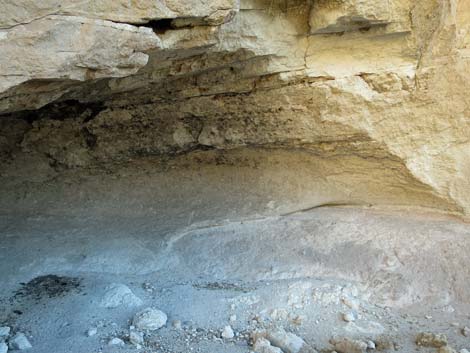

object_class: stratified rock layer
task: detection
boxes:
[1,0,469,218]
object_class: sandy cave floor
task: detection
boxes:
[1,207,470,353]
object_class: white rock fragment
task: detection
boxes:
[342,312,356,322]
[86,327,97,337]
[108,337,125,346]
[460,349,470,353]
[129,330,144,346]
[221,325,234,339]
[366,340,376,350]
[172,320,182,330]
[0,327,10,339]
[442,305,455,313]
[133,307,167,331]
[266,328,305,353]
[229,314,237,322]
[463,327,470,337]
[253,337,283,353]
[0,342,7,353]
[9,333,32,350]
[100,283,143,308]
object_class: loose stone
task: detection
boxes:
[9,333,32,351]
[133,307,168,331]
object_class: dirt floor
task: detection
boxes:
[1,205,470,353]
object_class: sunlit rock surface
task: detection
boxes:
[1,0,470,218]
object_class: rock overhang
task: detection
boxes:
[0,0,470,219]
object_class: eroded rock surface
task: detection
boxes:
[1,0,470,218]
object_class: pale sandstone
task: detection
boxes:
[0,0,238,28]
[1,0,470,219]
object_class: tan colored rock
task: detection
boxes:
[0,0,238,28]
[0,15,161,93]
[333,337,368,353]
[310,0,391,34]
[1,0,470,221]
[440,347,458,353]
[416,332,448,348]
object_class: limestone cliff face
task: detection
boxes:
[1,0,470,218]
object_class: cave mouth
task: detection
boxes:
[1,120,470,352]
[1,0,470,352]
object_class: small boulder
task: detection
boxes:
[221,325,234,339]
[100,283,143,308]
[342,312,357,323]
[133,307,167,331]
[333,337,368,353]
[266,328,305,353]
[416,332,447,348]
[108,337,125,346]
[253,337,283,353]
[463,327,470,337]
[86,327,97,337]
[9,333,32,350]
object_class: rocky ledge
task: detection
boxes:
[1,0,470,218]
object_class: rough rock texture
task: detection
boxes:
[0,0,238,28]
[253,337,283,353]
[0,16,161,93]
[100,283,143,308]
[8,332,32,350]
[133,307,168,331]
[0,0,470,218]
